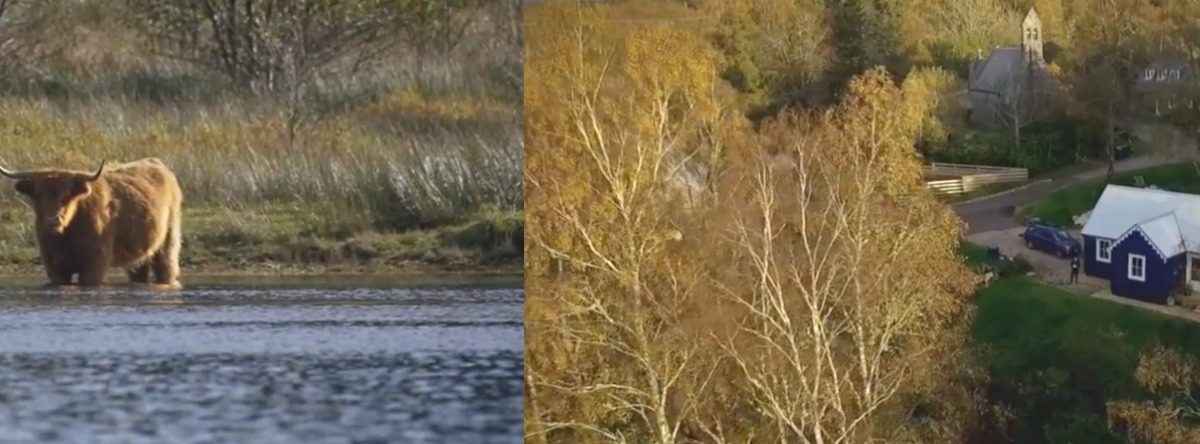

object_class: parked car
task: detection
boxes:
[1022,218,1081,258]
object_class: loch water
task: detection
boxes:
[0,274,524,443]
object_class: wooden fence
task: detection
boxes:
[924,162,1028,195]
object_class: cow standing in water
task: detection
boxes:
[0,158,183,288]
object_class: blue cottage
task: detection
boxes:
[1080,185,1200,304]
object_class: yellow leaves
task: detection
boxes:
[1134,346,1199,395]
[526,4,979,442]
[832,67,927,196]
[1109,346,1200,444]
[525,1,726,279]
[620,25,720,118]
[902,66,964,147]
[1046,62,1064,78]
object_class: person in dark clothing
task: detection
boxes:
[1069,255,1080,284]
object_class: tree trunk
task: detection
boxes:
[1106,109,1116,182]
[1014,111,1021,154]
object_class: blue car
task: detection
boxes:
[1022,218,1081,258]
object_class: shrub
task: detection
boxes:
[1011,253,1034,274]
[127,0,483,93]
[926,114,1102,174]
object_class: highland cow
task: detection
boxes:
[0,158,183,287]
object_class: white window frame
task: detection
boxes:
[1096,238,1112,263]
[1189,254,1200,283]
[1145,68,1155,80]
[1129,254,1147,282]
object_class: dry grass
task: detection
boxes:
[0,0,523,270]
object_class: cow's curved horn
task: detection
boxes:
[86,160,106,182]
[0,162,28,179]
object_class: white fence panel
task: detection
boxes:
[923,163,1028,195]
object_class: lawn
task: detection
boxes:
[971,275,1200,443]
[959,241,991,267]
[1019,162,1200,227]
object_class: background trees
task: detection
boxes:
[1058,0,1155,179]
[525,2,981,441]
[127,0,482,94]
[525,3,726,441]
[528,0,1200,442]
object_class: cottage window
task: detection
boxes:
[1097,239,1112,263]
[1190,255,1200,282]
[1173,69,1183,80]
[1158,70,1168,81]
[1129,254,1146,282]
[1145,69,1155,80]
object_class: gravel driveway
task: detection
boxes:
[966,227,1107,293]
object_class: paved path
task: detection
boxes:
[1086,288,1200,323]
[954,123,1198,234]
[953,155,1170,233]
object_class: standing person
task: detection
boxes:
[1070,254,1080,284]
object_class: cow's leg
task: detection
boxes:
[45,267,73,285]
[78,254,110,287]
[127,264,151,283]
[151,207,181,285]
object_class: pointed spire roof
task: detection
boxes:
[1023,8,1040,26]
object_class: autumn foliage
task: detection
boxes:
[525,2,981,442]
[1108,346,1200,444]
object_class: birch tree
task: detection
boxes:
[525,2,727,442]
[713,68,981,443]
[526,3,982,442]
[1109,346,1200,444]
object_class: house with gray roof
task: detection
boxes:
[1135,52,1196,116]
[967,9,1059,129]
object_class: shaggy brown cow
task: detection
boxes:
[0,158,183,287]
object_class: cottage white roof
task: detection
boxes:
[1123,212,1184,258]
[1081,185,1200,257]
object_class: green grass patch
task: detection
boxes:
[959,241,990,267]
[0,205,523,274]
[972,276,1200,443]
[1019,162,1200,227]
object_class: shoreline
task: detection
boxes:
[0,261,524,279]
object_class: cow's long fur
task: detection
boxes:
[6,158,183,287]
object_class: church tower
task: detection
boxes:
[1022,8,1045,65]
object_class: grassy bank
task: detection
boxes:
[0,205,522,275]
[969,271,1200,442]
[1019,162,1200,227]
[0,2,523,274]
[960,241,1200,442]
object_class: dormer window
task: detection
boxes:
[1145,69,1156,80]
[1158,70,1168,81]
